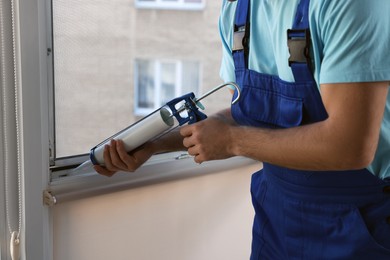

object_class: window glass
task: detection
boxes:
[137,60,155,109]
[160,62,176,105]
[182,61,200,94]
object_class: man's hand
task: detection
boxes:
[180,116,236,164]
[94,139,153,177]
[94,128,187,177]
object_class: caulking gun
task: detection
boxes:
[72,82,240,174]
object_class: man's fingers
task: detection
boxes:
[187,146,198,156]
[193,154,204,164]
[108,140,128,169]
[93,165,116,177]
[116,140,138,172]
[116,140,132,165]
[182,136,194,148]
[180,125,193,137]
[103,144,121,172]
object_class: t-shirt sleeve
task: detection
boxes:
[219,1,236,85]
[317,0,390,84]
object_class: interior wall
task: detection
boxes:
[52,163,260,260]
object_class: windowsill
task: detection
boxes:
[48,153,258,204]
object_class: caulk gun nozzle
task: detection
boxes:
[69,160,94,176]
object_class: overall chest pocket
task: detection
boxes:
[238,86,304,128]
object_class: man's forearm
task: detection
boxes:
[148,128,186,154]
[229,120,370,171]
[229,82,389,171]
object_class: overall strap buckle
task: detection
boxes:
[287,29,311,67]
[233,26,246,51]
[233,24,250,54]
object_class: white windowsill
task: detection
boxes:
[48,153,258,204]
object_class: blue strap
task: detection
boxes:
[233,0,250,70]
[291,63,313,83]
[290,0,314,83]
[293,0,310,29]
[235,0,249,27]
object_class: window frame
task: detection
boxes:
[3,1,256,259]
[44,0,253,193]
[13,0,52,259]
[135,0,206,11]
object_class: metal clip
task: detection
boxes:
[233,26,246,51]
[43,190,57,207]
[10,231,20,260]
[287,29,311,66]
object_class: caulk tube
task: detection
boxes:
[90,107,175,165]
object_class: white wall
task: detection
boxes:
[52,163,260,260]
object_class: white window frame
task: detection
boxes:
[5,0,52,259]
[134,59,200,116]
[5,1,254,259]
[135,0,205,11]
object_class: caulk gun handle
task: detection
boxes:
[166,92,208,126]
[188,107,207,125]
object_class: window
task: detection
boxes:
[135,59,200,115]
[49,0,226,172]
[135,0,205,10]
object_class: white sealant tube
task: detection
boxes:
[90,107,174,165]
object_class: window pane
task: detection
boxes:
[137,60,155,109]
[181,61,200,95]
[160,62,176,106]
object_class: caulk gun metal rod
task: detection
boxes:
[169,82,241,119]
[194,82,241,105]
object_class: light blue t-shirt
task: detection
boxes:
[219,0,390,179]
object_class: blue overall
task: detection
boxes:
[230,0,390,259]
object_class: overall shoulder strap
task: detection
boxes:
[232,0,250,70]
[287,0,315,83]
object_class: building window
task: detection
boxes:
[135,59,200,115]
[135,0,205,10]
